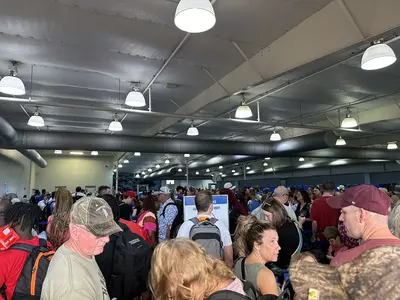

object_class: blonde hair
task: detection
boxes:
[150,239,235,300]
[49,188,73,249]
[391,201,400,238]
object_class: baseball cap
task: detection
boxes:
[289,246,400,299]
[153,186,170,195]
[224,182,235,190]
[327,184,391,215]
[125,190,136,199]
[70,197,122,237]
[393,184,400,195]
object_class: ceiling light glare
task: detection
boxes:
[165,159,170,164]
[270,131,281,141]
[219,172,223,175]
[234,172,239,176]
[335,136,346,146]
[387,142,398,150]
[361,43,397,71]
[134,152,141,156]
[28,112,45,127]
[219,165,223,169]
[70,151,84,155]
[206,168,210,172]
[113,168,116,172]
[0,73,26,95]
[221,174,226,177]
[91,151,99,156]
[174,0,216,33]
[178,168,182,172]
[265,157,271,160]
[232,170,235,173]
[156,164,160,169]
[329,159,348,166]
[54,150,62,155]
[235,104,253,119]
[125,89,146,107]
[141,171,146,175]
[187,124,199,136]
[184,154,190,158]
[135,173,140,178]
[118,163,123,168]
[195,171,199,175]
[246,166,250,170]
[263,162,268,167]
[108,116,123,132]
[299,157,305,162]
[341,113,358,128]
[148,168,152,172]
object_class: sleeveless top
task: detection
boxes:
[233,257,264,294]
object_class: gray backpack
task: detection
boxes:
[189,217,223,259]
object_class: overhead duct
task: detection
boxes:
[0,116,47,168]
[5,130,337,156]
[298,148,400,160]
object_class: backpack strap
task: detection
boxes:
[209,218,218,225]
[161,202,176,218]
[190,217,199,225]
[241,257,247,280]
[0,283,7,300]
[9,243,37,252]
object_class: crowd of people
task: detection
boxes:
[0,181,399,299]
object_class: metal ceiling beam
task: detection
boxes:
[0,116,47,168]
[3,130,336,156]
[298,148,400,160]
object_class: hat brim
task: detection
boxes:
[91,221,123,238]
[229,186,236,190]
[327,195,351,210]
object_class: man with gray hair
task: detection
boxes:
[156,186,178,242]
[273,186,297,222]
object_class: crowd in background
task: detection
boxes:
[0,181,399,299]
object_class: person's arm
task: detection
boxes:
[310,203,319,240]
[146,230,157,248]
[257,267,279,296]
[223,245,233,269]
[312,221,319,240]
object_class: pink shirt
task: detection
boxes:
[330,238,400,266]
[221,278,246,295]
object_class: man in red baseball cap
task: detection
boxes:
[327,184,400,266]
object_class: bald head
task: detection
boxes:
[0,198,12,227]
[273,186,289,204]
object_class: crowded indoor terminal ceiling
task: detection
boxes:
[1,0,400,178]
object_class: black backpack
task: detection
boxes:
[162,199,183,238]
[105,222,153,300]
[0,239,54,300]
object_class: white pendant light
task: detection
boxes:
[91,151,99,156]
[134,152,141,156]
[270,131,281,141]
[341,109,358,128]
[235,104,253,119]
[335,136,346,146]
[219,165,223,169]
[187,124,199,136]
[141,171,146,175]
[113,168,116,172]
[361,43,397,71]
[206,168,210,172]
[387,142,398,150]
[54,150,62,154]
[263,162,268,167]
[174,0,216,33]
[232,169,235,173]
[299,157,305,162]
[135,173,140,178]
[246,166,250,170]
[156,164,160,169]
[123,159,129,163]
[70,151,84,155]
[148,168,152,172]
[109,114,123,132]
[265,157,271,160]
[118,163,123,168]
[184,154,190,158]
[125,88,146,107]
[0,68,26,96]
[28,108,45,127]
[178,168,182,172]
[219,172,223,175]
[165,159,170,164]
[195,171,199,175]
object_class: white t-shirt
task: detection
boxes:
[177,214,232,247]
[41,244,110,300]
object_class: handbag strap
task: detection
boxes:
[240,257,247,280]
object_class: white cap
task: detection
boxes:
[224,182,236,190]
[154,186,170,195]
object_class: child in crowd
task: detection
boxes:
[324,226,348,258]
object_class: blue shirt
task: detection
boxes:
[157,199,178,242]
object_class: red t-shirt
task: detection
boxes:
[330,238,400,266]
[0,237,53,300]
[310,196,341,240]
[119,219,151,244]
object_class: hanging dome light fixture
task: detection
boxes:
[125,87,146,107]
[341,109,358,128]
[108,114,123,132]
[361,42,397,71]
[335,136,346,146]
[174,0,216,33]
[0,62,26,95]
[187,122,199,136]
[270,131,281,141]
[28,107,45,127]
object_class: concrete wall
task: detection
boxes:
[0,149,33,197]
[35,156,114,193]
